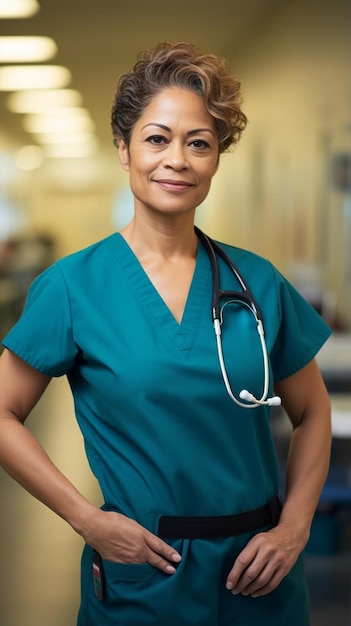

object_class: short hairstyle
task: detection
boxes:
[111,42,247,153]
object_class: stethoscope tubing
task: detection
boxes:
[195,227,281,409]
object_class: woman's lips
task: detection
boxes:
[154,179,194,191]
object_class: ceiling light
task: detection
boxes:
[7,89,82,113]
[0,37,57,63]
[34,132,97,145]
[23,112,95,134]
[0,0,39,18]
[43,143,97,159]
[24,106,92,120]
[0,65,71,90]
[15,145,43,170]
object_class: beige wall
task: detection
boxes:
[197,0,351,325]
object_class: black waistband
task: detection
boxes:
[158,495,282,539]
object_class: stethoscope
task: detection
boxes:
[195,227,281,409]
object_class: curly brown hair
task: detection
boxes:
[111,42,247,154]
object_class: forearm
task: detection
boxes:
[226,389,331,597]
[280,405,331,547]
[0,350,95,533]
[0,413,98,535]
[0,412,183,574]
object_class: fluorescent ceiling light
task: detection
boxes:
[7,89,82,113]
[15,145,43,170]
[44,143,97,159]
[0,37,57,63]
[0,65,71,90]
[0,0,39,18]
[23,112,95,134]
[34,132,97,145]
[24,106,92,120]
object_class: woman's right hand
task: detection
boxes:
[80,508,182,575]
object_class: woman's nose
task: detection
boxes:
[164,141,188,170]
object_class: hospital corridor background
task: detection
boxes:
[0,0,350,624]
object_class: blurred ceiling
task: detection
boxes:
[0,0,282,159]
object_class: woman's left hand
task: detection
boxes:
[225,522,305,597]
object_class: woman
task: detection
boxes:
[0,42,331,625]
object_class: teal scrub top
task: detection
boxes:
[2,233,331,529]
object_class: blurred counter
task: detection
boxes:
[317,332,351,393]
[330,395,351,438]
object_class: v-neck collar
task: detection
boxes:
[106,232,212,355]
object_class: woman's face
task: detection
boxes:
[118,87,219,219]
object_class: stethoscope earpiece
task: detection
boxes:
[195,227,282,410]
[239,390,282,407]
[239,389,256,402]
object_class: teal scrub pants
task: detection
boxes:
[77,528,310,626]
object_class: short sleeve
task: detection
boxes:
[2,263,78,376]
[270,269,332,382]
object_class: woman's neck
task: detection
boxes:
[120,214,198,262]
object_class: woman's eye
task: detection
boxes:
[190,139,210,149]
[147,135,167,145]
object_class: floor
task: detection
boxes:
[0,377,350,626]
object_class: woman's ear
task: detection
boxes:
[117,138,130,171]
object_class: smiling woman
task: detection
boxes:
[0,41,332,626]
[117,87,219,221]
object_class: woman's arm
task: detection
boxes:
[274,358,332,546]
[226,358,331,597]
[0,349,181,573]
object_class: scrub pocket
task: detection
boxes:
[102,559,158,583]
[77,541,188,626]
